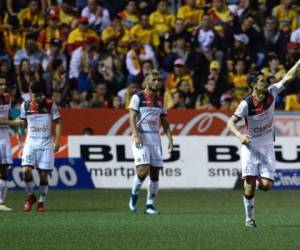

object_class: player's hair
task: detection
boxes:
[246,71,264,89]
[31,81,44,94]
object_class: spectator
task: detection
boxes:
[17,0,45,35]
[66,16,98,55]
[42,38,67,74]
[49,0,78,27]
[149,0,175,37]
[177,0,204,32]
[118,0,138,29]
[17,58,40,101]
[177,79,194,108]
[196,14,215,57]
[110,95,123,109]
[285,91,300,111]
[38,14,65,51]
[81,0,111,33]
[208,0,234,27]
[118,82,138,108]
[261,53,286,81]
[14,34,42,75]
[195,78,220,109]
[130,13,160,49]
[125,38,156,81]
[272,0,298,33]
[171,91,186,109]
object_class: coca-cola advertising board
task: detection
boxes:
[59,109,300,136]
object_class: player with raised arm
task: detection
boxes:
[128,70,173,215]
[1,81,62,212]
[227,59,300,228]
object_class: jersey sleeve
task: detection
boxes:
[129,94,140,111]
[234,100,248,119]
[268,81,285,97]
[19,102,26,120]
[51,102,60,121]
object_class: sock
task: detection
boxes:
[131,175,143,195]
[146,180,159,206]
[243,195,255,221]
[24,181,34,196]
[38,185,48,203]
[0,179,7,204]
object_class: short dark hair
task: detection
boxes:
[31,81,44,94]
[247,71,264,89]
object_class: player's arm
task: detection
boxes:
[0,118,25,126]
[278,59,300,87]
[129,108,143,148]
[53,119,61,153]
[160,115,173,153]
[227,115,250,145]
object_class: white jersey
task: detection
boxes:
[234,82,284,146]
[20,98,60,149]
[129,91,167,144]
[0,93,11,139]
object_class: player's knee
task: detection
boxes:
[0,167,8,180]
[136,165,149,180]
[244,177,256,196]
[38,171,49,185]
[259,181,273,192]
[23,167,33,182]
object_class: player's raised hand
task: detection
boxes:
[238,134,250,145]
[168,139,173,153]
[133,134,143,149]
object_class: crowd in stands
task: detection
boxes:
[1,0,300,112]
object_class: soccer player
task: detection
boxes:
[0,77,15,211]
[128,70,173,215]
[227,59,300,228]
[1,81,61,212]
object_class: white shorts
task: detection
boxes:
[21,143,54,170]
[0,139,12,165]
[241,144,275,180]
[132,143,163,168]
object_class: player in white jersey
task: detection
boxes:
[1,81,62,212]
[0,77,14,211]
[227,59,300,228]
[128,70,173,215]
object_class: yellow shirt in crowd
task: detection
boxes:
[18,8,45,28]
[177,4,204,31]
[272,5,298,32]
[130,24,160,48]
[149,10,175,35]
[285,94,300,111]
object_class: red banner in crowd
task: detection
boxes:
[59,109,300,136]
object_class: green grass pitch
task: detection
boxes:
[1,189,300,250]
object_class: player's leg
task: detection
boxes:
[241,145,257,228]
[0,141,13,211]
[243,176,256,227]
[258,144,275,192]
[23,165,37,212]
[22,145,37,212]
[129,143,151,212]
[36,170,50,212]
[0,164,12,211]
[145,166,160,215]
[145,144,163,215]
[35,149,54,212]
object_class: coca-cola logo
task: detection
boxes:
[107,112,242,135]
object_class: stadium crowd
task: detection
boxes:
[1,0,300,113]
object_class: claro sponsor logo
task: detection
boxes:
[7,165,77,188]
[253,121,272,133]
[30,124,49,133]
[80,144,180,162]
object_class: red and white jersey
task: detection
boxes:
[20,98,60,149]
[234,82,284,146]
[129,91,167,144]
[0,93,11,139]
